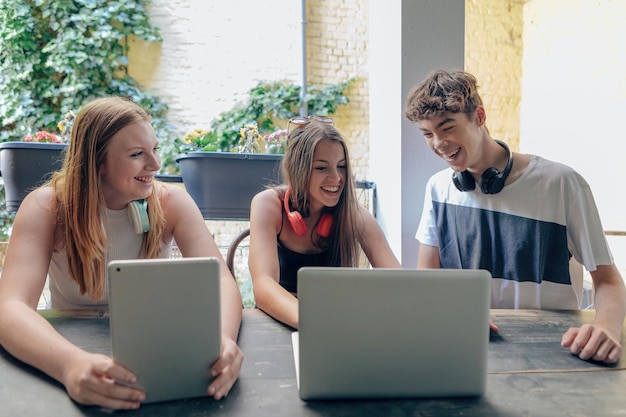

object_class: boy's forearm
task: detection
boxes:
[593,279,626,337]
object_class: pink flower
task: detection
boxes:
[262,129,288,144]
[23,131,63,143]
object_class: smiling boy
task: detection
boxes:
[404,69,626,364]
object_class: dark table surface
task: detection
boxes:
[2,308,625,417]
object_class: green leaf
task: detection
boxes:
[206,79,353,152]
[0,0,171,234]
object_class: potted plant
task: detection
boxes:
[174,79,353,220]
[175,124,285,220]
[261,128,289,154]
[0,112,74,212]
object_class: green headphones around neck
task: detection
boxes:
[127,199,150,234]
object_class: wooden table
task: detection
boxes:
[1,309,625,416]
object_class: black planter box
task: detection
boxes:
[0,142,68,212]
[176,152,283,220]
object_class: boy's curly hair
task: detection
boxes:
[405,70,483,122]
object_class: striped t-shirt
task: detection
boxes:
[416,155,612,309]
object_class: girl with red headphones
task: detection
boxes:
[249,117,401,329]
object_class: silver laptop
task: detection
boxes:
[108,257,221,403]
[293,267,491,400]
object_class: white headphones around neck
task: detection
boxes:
[127,199,150,234]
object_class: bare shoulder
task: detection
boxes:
[157,182,184,198]
[250,188,283,229]
[252,188,281,206]
[155,183,204,229]
[154,183,206,242]
[156,182,194,209]
[19,187,58,217]
[251,188,283,217]
[355,205,376,227]
[11,187,60,243]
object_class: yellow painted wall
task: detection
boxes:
[306,0,370,178]
[128,0,524,172]
[128,0,626,253]
[465,0,525,151]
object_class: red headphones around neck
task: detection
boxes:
[284,188,333,237]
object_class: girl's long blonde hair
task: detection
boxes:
[50,96,166,300]
[281,121,361,267]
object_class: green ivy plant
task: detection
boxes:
[0,0,172,143]
[178,79,354,153]
[0,0,173,240]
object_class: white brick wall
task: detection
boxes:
[125,0,626,289]
[128,0,303,139]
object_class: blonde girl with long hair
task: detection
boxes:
[249,117,400,329]
[0,97,243,409]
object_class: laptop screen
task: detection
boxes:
[295,267,491,400]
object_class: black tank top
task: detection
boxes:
[277,240,330,293]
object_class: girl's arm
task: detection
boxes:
[248,189,300,329]
[161,184,244,399]
[357,207,402,268]
[0,188,144,409]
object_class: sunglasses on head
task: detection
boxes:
[287,115,334,134]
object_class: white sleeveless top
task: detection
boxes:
[48,208,172,309]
